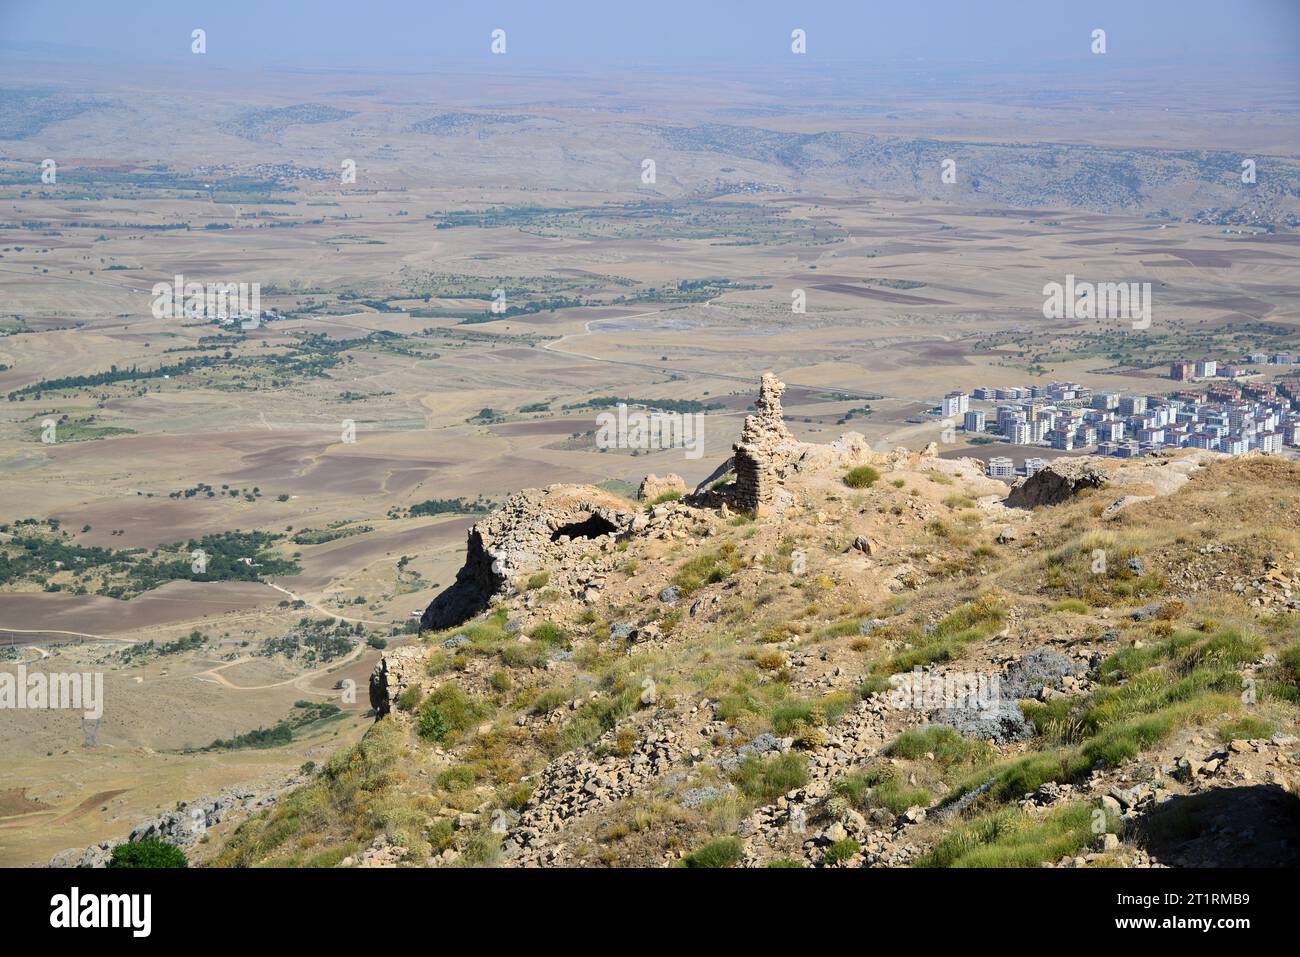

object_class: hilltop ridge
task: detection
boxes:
[206,375,1300,869]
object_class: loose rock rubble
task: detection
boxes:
[48,772,308,868]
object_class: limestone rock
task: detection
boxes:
[1005,458,1110,508]
[637,473,686,502]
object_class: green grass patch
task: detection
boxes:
[1217,716,1274,742]
[672,542,744,597]
[731,752,809,803]
[830,764,930,816]
[679,837,743,868]
[843,465,880,489]
[917,801,1115,867]
[884,725,994,771]
[824,837,861,864]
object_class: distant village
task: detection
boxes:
[940,352,1300,478]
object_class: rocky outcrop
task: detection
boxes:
[637,473,686,502]
[420,485,636,631]
[369,645,426,717]
[1005,457,1110,508]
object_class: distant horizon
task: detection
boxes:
[2,0,1298,75]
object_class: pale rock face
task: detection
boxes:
[637,473,687,502]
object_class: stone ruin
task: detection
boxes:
[419,374,822,638]
[637,472,686,502]
[419,484,636,631]
[690,372,807,515]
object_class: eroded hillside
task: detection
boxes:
[207,377,1300,868]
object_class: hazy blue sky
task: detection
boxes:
[1,0,1297,70]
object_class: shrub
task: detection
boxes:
[107,837,187,868]
[831,764,929,816]
[428,818,456,852]
[843,466,880,489]
[395,685,423,712]
[423,683,490,737]
[673,542,743,597]
[417,701,449,742]
[1052,599,1089,614]
[679,837,743,868]
[501,641,547,669]
[824,837,861,864]
[647,490,683,508]
[436,765,476,792]
[1266,642,1300,702]
[731,752,809,803]
[529,621,570,646]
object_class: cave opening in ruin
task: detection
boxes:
[551,513,618,541]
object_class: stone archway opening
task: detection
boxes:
[551,513,618,541]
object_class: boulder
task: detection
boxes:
[1005,458,1110,508]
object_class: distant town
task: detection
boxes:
[939,352,1300,478]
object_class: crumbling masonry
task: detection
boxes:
[727,372,804,514]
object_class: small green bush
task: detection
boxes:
[732,752,809,803]
[679,837,744,868]
[107,838,188,868]
[824,837,861,864]
[843,465,880,489]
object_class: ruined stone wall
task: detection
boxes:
[727,372,802,514]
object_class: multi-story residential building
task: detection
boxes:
[1005,419,1031,445]
[1092,392,1121,411]
[1048,428,1074,451]
[1195,358,1218,378]
[1023,457,1047,477]
[1119,395,1148,415]
[1221,435,1249,455]
[1170,360,1193,381]
[987,456,1015,478]
[942,391,970,417]
[963,410,986,433]
[1257,431,1283,453]
[1099,421,1126,443]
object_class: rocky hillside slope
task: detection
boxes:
[207,376,1300,868]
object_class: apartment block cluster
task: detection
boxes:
[943,365,1300,475]
[1169,353,1294,382]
